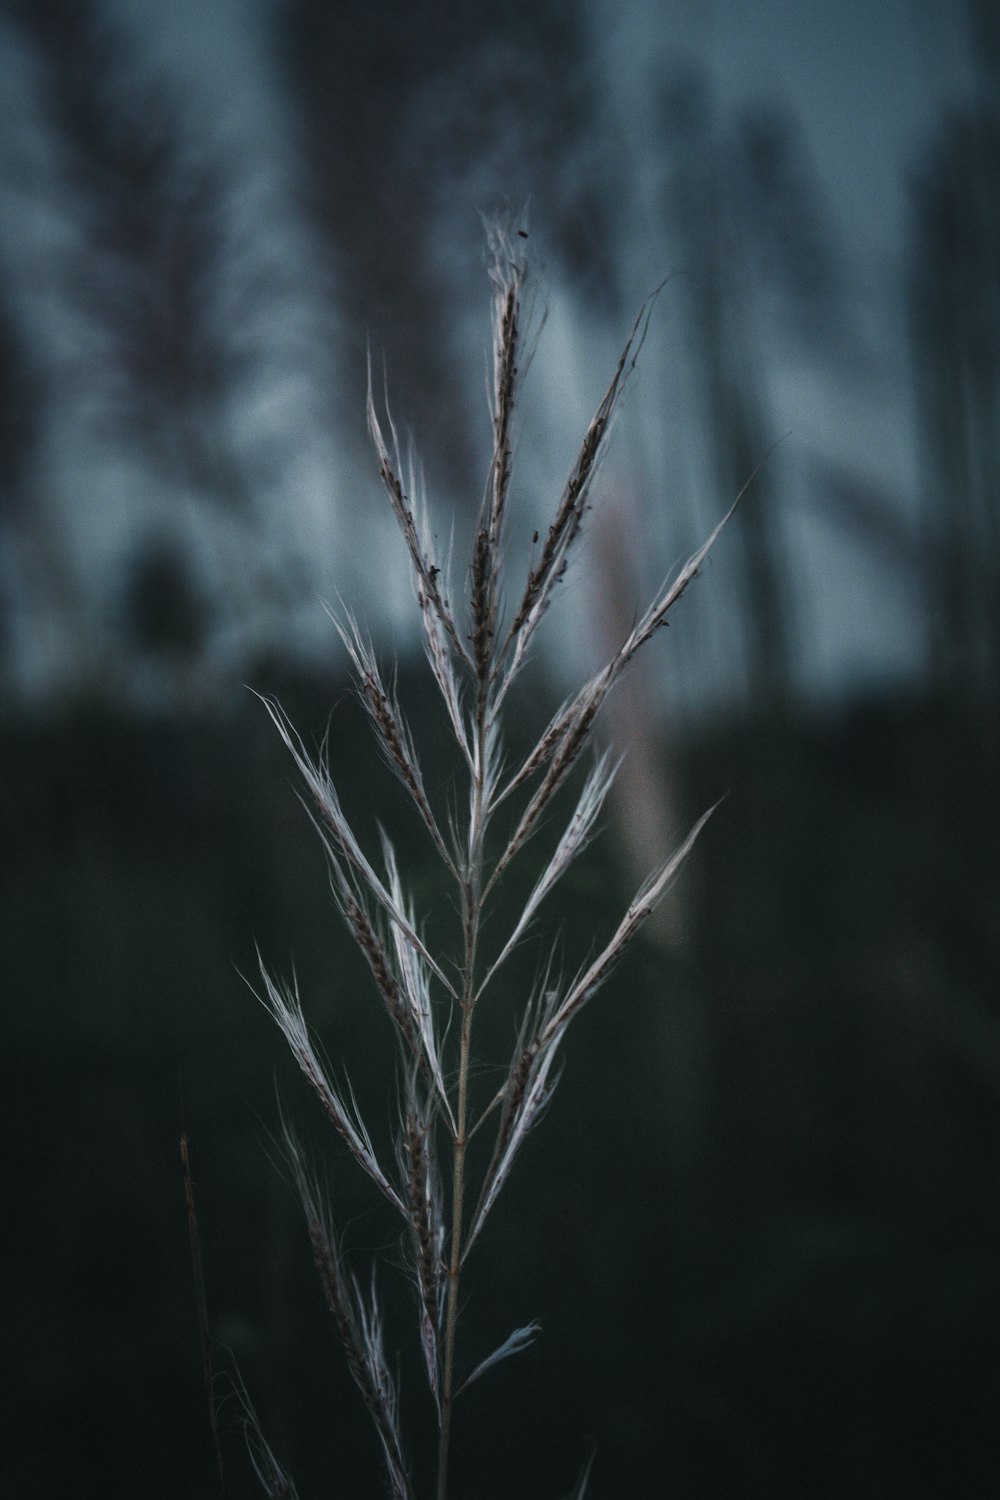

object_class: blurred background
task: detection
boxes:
[1,0,998,1495]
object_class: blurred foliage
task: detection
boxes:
[1,670,998,1497]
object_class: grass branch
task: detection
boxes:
[243,227,734,1499]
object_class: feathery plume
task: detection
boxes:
[246,227,738,1500]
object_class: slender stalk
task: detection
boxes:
[437,684,490,1499]
[436,996,472,1500]
[180,1132,226,1498]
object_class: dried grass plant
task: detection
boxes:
[246,223,741,1499]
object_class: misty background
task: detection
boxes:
[1,0,998,1495]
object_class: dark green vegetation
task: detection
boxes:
[3,673,997,1497]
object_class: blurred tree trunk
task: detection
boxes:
[909,102,1000,730]
[657,71,795,714]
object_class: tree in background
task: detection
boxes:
[909,97,1000,724]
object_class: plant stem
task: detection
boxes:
[437,998,472,1500]
[437,691,490,1500]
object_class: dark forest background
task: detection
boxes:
[1,1,998,1496]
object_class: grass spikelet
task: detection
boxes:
[242,225,740,1499]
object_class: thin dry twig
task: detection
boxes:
[180,1131,226,1498]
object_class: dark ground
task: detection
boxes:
[2,668,998,1498]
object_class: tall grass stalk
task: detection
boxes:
[249,223,739,1498]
